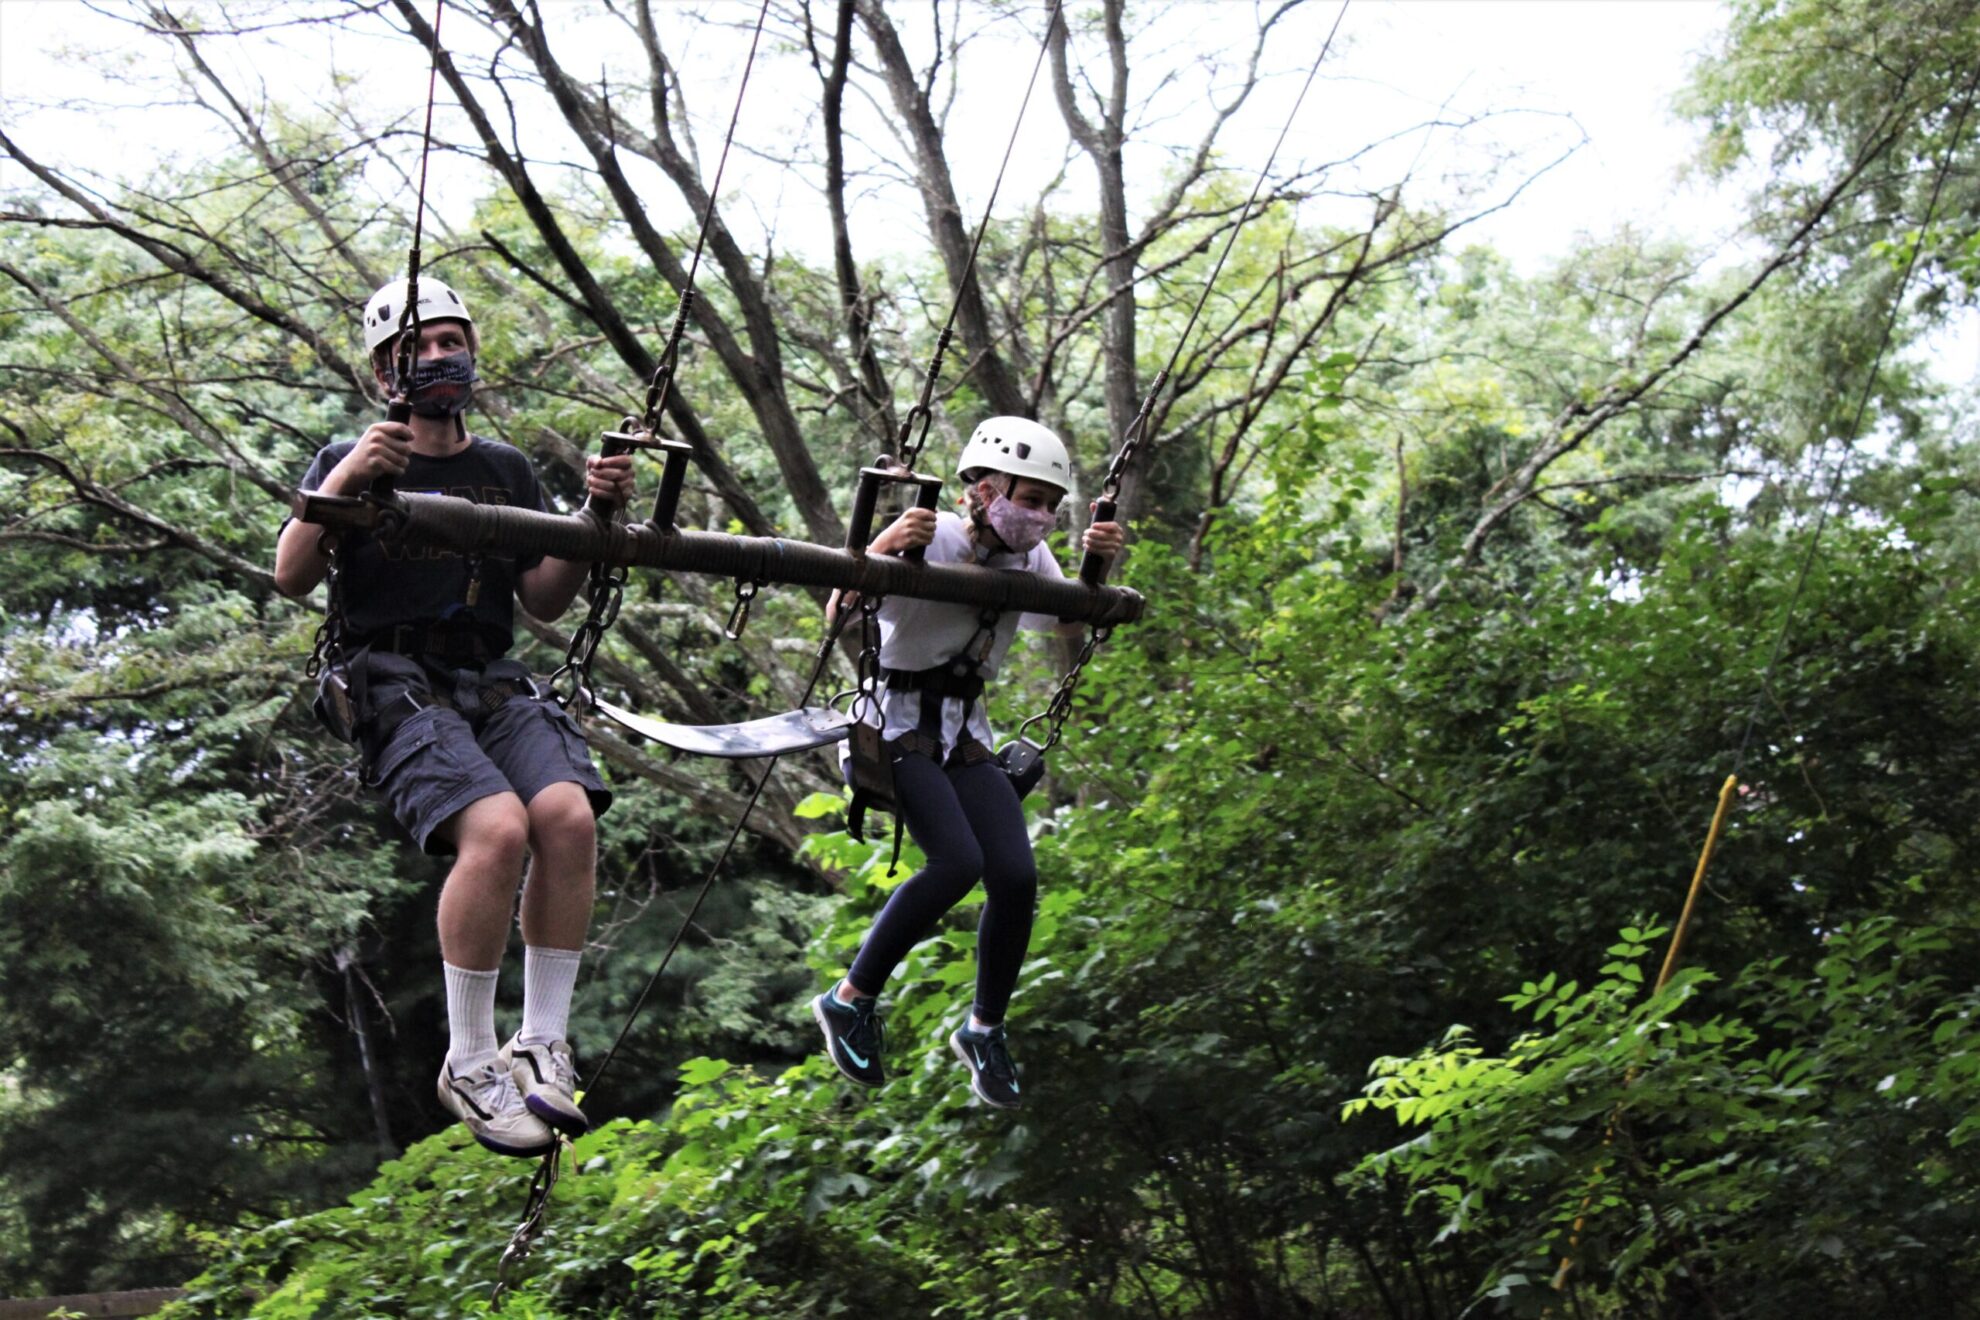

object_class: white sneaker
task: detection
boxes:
[501,1035,590,1137]
[436,1057,557,1157]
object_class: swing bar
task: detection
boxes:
[295,491,1146,626]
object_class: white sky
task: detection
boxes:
[1,0,1972,383]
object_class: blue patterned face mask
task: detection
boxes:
[392,349,477,418]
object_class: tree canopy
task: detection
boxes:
[1,0,1977,1314]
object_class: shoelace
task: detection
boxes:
[463,1061,525,1110]
[974,1029,1016,1087]
[543,1048,578,1095]
[846,999,885,1060]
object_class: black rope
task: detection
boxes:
[1730,62,1979,779]
[583,606,857,1097]
[894,0,1065,472]
[390,0,449,394]
[637,0,773,443]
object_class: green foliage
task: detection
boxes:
[1686,0,1980,314]
[141,473,1980,1317]
[0,729,396,1292]
[1348,919,1980,1314]
[7,1,1980,1311]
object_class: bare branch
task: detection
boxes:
[1408,101,1917,617]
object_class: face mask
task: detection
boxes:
[391,349,477,418]
[983,492,1057,555]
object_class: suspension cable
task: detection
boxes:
[1045,0,1346,745]
[1093,0,1349,507]
[635,0,773,444]
[388,0,449,403]
[309,0,447,668]
[550,0,773,710]
[894,0,1065,472]
[583,606,857,1098]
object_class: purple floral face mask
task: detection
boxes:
[984,492,1058,554]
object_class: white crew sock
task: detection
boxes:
[519,945,583,1046]
[443,963,501,1074]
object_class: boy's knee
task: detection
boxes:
[527,783,596,851]
[455,797,530,868]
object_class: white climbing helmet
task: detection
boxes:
[361,276,474,353]
[956,416,1071,491]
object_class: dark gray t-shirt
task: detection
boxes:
[296,435,549,654]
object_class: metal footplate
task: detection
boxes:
[592,700,856,758]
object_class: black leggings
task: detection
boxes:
[847,751,1037,1024]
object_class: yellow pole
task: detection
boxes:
[1654,775,1740,993]
[1550,773,1740,1295]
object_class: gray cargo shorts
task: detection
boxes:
[355,653,612,855]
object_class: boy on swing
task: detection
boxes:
[274,277,636,1157]
[813,418,1124,1109]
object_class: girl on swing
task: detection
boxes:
[813,418,1124,1109]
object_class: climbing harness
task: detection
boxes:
[304,530,357,740]
[1547,61,1980,1303]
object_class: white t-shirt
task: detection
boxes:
[853,511,1063,757]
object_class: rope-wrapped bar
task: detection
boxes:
[296,492,1145,626]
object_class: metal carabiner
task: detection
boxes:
[724,578,761,640]
[490,1144,561,1310]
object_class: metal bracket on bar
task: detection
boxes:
[845,453,944,560]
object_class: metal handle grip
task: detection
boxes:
[582,425,633,523]
[1078,496,1117,586]
[652,440,692,529]
[847,465,884,555]
[901,477,942,564]
[373,398,413,499]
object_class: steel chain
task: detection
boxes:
[637,288,697,442]
[305,533,347,679]
[850,594,884,724]
[1022,624,1112,751]
[490,1141,561,1311]
[550,560,627,710]
[894,372,941,474]
[1097,389,1159,507]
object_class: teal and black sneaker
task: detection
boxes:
[812,987,886,1087]
[949,1020,1021,1109]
